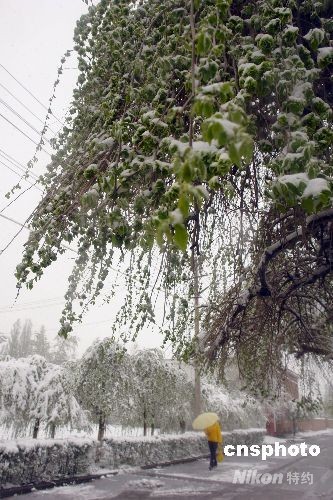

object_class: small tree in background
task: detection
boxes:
[19,320,33,358]
[128,349,179,436]
[76,338,131,441]
[202,378,265,431]
[33,364,90,438]
[33,326,51,361]
[0,355,88,439]
[159,361,195,434]
[0,355,44,437]
[51,335,78,365]
[7,320,22,359]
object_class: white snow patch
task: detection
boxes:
[296,429,333,438]
[127,478,164,489]
[168,138,218,154]
[200,82,225,94]
[302,178,330,197]
[278,172,308,186]
[237,289,250,306]
[317,47,333,64]
[264,435,287,445]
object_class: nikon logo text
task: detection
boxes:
[233,469,283,485]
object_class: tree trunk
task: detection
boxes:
[97,413,106,441]
[151,422,155,436]
[32,418,40,439]
[143,408,147,437]
[49,423,56,439]
[180,419,186,433]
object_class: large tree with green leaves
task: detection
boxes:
[15,0,332,386]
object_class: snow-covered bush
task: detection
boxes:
[201,379,266,430]
[0,438,94,486]
[99,428,266,469]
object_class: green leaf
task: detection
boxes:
[301,196,314,214]
[220,82,234,103]
[174,224,188,252]
[178,193,190,218]
[239,135,253,162]
[181,162,193,182]
[228,142,241,167]
[196,31,212,56]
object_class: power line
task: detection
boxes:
[0,212,30,229]
[48,317,114,333]
[0,211,34,257]
[0,300,65,314]
[0,112,52,155]
[0,97,52,145]
[0,158,26,180]
[0,63,64,126]
[0,82,58,135]
[0,159,42,192]
[0,151,39,181]
[0,183,40,214]
[0,148,29,171]
[0,295,64,310]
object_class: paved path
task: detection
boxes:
[21,434,333,499]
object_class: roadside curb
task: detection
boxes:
[0,455,210,498]
[0,472,118,499]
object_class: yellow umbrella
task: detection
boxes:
[192,412,219,430]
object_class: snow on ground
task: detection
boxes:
[264,435,287,444]
[264,429,333,444]
[296,428,333,438]
[147,457,271,486]
[31,471,214,499]
[33,483,102,498]
[127,478,164,489]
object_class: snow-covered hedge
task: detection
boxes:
[98,429,265,468]
[0,438,94,486]
[0,429,265,485]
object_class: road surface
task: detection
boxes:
[19,433,333,499]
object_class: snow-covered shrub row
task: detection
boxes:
[0,429,265,485]
[98,429,266,469]
[0,438,94,486]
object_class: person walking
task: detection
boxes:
[204,420,222,470]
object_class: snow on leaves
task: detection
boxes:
[14,0,333,354]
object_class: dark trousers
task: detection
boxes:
[208,441,218,468]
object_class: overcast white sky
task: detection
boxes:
[0,0,165,355]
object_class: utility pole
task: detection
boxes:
[189,0,201,416]
[192,250,201,416]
